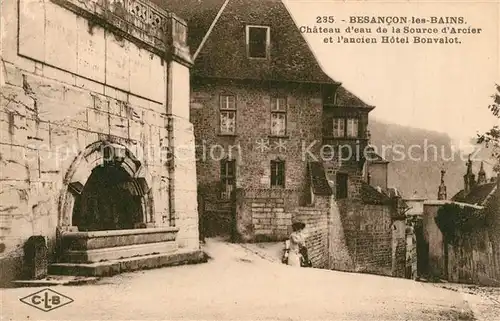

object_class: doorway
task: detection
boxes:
[72,164,143,231]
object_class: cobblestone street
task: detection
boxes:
[2,239,496,321]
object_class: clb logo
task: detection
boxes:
[20,288,74,312]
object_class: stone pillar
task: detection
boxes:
[166,60,199,250]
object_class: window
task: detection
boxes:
[220,95,236,134]
[270,159,285,188]
[333,118,345,138]
[271,97,287,136]
[246,26,270,58]
[220,158,236,199]
[336,173,348,199]
[346,118,359,138]
[333,117,359,138]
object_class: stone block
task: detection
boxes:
[18,0,46,63]
[0,86,36,117]
[104,86,127,102]
[128,119,144,142]
[26,118,50,150]
[38,149,62,176]
[105,33,130,92]
[149,54,165,103]
[23,74,66,101]
[77,129,100,151]
[76,15,105,83]
[109,114,128,138]
[64,86,94,109]
[0,145,29,181]
[92,93,109,111]
[75,76,105,94]
[25,148,40,181]
[129,42,153,99]
[87,108,109,134]
[42,65,76,86]
[50,124,79,153]
[2,62,24,88]
[108,99,123,116]
[0,181,30,216]
[44,1,78,73]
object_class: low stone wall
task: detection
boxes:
[251,199,291,241]
[293,199,329,268]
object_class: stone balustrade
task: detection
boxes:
[51,0,191,64]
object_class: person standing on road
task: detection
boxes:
[287,222,306,267]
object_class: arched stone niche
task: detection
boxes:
[58,141,154,231]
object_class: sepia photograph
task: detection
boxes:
[0,0,499,320]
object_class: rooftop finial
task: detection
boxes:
[438,167,447,200]
[478,161,487,185]
[464,154,476,195]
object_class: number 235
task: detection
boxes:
[316,16,335,23]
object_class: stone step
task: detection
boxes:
[49,249,207,277]
[60,241,177,263]
[12,275,99,287]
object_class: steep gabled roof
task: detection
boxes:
[334,87,374,109]
[153,0,338,84]
[452,182,497,206]
[309,162,333,196]
[361,182,392,205]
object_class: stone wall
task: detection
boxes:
[293,196,330,268]
[336,200,398,276]
[447,228,500,286]
[424,198,500,286]
[0,0,198,285]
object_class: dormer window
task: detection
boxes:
[246,25,270,59]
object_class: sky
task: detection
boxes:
[285,0,500,147]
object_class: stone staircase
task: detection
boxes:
[48,227,206,277]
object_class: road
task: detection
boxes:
[1,239,496,320]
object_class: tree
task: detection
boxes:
[477,84,500,172]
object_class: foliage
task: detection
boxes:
[477,84,500,172]
[435,204,485,244]
[484,192,500,228]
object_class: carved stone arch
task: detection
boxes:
[58,140,153,229]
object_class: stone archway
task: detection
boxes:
[58,141,153,231]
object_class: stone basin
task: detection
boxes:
[61,227,179,251]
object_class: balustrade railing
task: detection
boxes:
[53,0,189,57]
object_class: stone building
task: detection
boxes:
[0,0,203,285]
[153,0,341,243]
[423,159,500,286]
[154,0,408,276]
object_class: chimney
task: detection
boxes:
[477,161,487,185]
[438,169,447,200]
